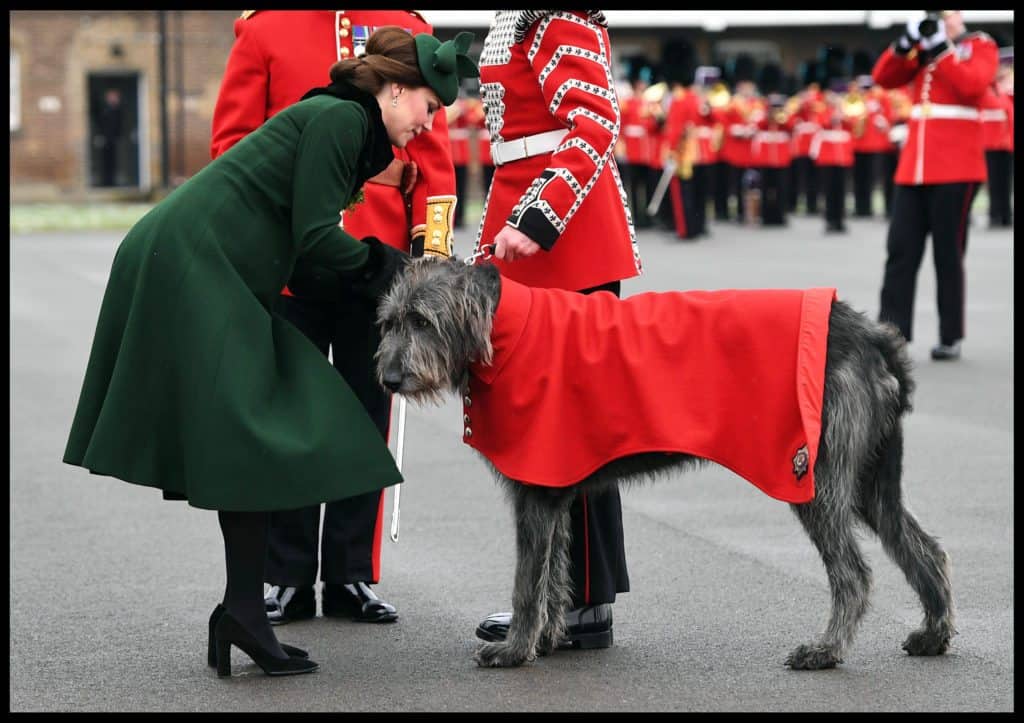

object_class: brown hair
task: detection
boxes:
[328,26,427,95]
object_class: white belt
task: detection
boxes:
[696,126,714,138]
[754,131,789,144]
[819,129,851,142]
[981,109,1008,122]
[448,128,471,139]
[491,129,569,166]
[910,103,979,120]
[622,125,646,138]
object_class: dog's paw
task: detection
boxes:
[474,641,533,668]
[785,644,843,670]
[536,633,559,657]
[902,627,952,656]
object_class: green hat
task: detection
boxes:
[414,31,479,106]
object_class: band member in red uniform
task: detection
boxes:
[849,73,896,218]
[812,86,855,233]
[872,10,997,361]
[722,71,763,224]
[752,92,795,226]
[210,9,458,627]
[471,9,642,651]
[447,95,473,228]
[465,95,495,206]
[618,56,657,228]
[790,72,825,215]
[980,53,1013,228]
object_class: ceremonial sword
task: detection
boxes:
[390,195,458,542]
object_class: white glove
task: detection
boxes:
[897,17,921,51]
[904,17,922,42]
[920,20,948,51]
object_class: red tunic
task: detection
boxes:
[209,10,456,257]
[464,275,836,504]
[980,86,1014,152]
[619,95,657,166]
[473,10,641,291]
[872,31,998,184]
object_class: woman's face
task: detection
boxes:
[379,84,442,148]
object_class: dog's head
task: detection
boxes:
[375,257,501,405]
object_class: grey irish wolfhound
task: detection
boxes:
[375,256,955,670]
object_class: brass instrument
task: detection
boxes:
[642,81,668,104]
[707,82,731,109]
[842,89,868,138]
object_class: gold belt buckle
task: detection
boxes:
[921,102,932,118]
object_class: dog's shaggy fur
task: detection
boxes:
[376,257,956,669]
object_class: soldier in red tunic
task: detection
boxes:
[470,10,642,651]
[812,84,856,233]
[872,10,998,361]
[980,51,1013,228]
[210,10,458,627]
[618,55,657,228]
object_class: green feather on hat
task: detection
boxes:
[414,31,480,105]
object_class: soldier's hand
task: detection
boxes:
[898,16,922,52]
[493,225,541,262]
[919,20,948,50]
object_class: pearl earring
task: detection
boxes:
[391,96,399,107]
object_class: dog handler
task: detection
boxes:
[471,10,642,649]
[63,27,479,677]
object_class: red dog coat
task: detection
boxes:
[465,276,836,503]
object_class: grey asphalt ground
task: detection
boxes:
[11,210,1013,712]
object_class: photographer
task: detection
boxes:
[872,11,998,361]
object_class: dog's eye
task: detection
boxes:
[414,317,431,330]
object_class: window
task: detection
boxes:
[10,50,20,131]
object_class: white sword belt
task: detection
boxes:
[909,103,980,120]
[491,129,570,166]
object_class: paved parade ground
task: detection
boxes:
[11,212,1013,712]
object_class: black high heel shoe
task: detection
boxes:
[214,609,319,677]
[208,604,308,668]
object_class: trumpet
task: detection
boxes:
[841,90,868,137]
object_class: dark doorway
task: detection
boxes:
[88,73,141,188]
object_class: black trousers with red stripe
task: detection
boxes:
[567,280,631,607]
[265,292,390,587]
[878,182,978,346]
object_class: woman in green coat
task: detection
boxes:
[63,27,478,677]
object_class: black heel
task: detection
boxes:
[214,610,319,677]
[207,604,308,667]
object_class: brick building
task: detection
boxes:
[9,10,1012,202]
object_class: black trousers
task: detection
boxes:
[985,150,1013,227]
[712,161,732,221]
[881,151,898,218]
[691,164,711,236]
[668,176,701,239]
[567,279,631,607]
[791,156,819,214]
[821,165,847,229]
[758,166,787,226]
[622,161,653,228]
[879,182,979,345]
[453,164,468,228]
[266,292,391,586]
[853,151,884,217]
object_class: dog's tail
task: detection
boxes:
[875,320,915,417]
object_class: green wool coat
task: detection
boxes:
[63,93,404,511]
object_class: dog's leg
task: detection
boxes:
[475,485,558,668]
[536,495,574,656]
[856,424,956,656]
[786,473,873,670]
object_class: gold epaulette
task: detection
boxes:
[240,10,257,20]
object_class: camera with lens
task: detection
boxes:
[918,11,942,38]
